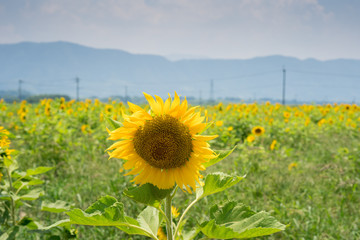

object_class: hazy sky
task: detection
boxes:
[0,0,359,60]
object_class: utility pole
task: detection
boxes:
[210,79,214,103]
[282,67,286,105]
[75,77,80,101]
[18,79,23,101]
[199,90,202,105]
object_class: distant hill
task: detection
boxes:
[1,41,359,102]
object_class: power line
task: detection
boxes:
[288,69,360,79]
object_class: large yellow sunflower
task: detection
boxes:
[107,92,217,193]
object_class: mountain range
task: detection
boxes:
[1,41,359,103]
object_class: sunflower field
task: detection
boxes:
[0,96,359,239]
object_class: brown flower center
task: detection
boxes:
[133,115,193,169]
[255,128,262,134]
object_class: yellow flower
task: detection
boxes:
[288,162,298,171]
[105,105,114,115]
[252,126,265,136]
[246,135,255,143]
[215,120,223,127]
[318,119,326,127]
[20,113,27,122]
[67,109,73,115]
[157,227,167,240]
[171,206,180,218]
[227,126,233,131]
[81,124,91,134]
[0,135,10,148]
[270,140,277,151]
[283,111,291,118]
[60,103,66,110]
[0,126,10,135]
[107,92,217,193]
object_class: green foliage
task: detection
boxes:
[66,196,158,239]
[203,146,237,168]
[41,200,74,213]
[123,183,173,208]
[200,201,286,239]
[196,172,244,200]
[0,137,74,239]
[105,116,123,130]
[3,99,359,239]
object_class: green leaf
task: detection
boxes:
[200,201,286,239]
[41,200,74,213]
[4,158,18,174]
[137,206,159,236]
[123,183,173,208]
[200,121,214,134]
[66,195,157,239]
[39,219,71,230]
[13,178,44,190]
[84,195,118,214]
[181,227,201,240]
[203,146,236,168]
[0,226,19,240]
[106,116,123,130]
[18,217,42,230]
[26,166,53,176]
[196,172,244,200]
[17,188,44,201]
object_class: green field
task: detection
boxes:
[0,98,359,239]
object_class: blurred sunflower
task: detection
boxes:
[171,206,180,218]
[246,135,255,143]
[157,227,167,240]
[252,126,265,136]
[270,140,277,151]
[107,92,217,193]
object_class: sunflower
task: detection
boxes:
[252,126,265,136]
[107,92,217,193]
[270,140,277,151]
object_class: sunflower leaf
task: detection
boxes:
[199,121,214,134]
[25,166,54,176]
[106,116,123,130]
[203,146,237,168]
[196,172,244,200]
[0,226,19,240]
[17,188,44,201]
[137,206,159,237]
[200,201,286,239]
[66,195,156,238]
[123,183,173,208]
[41,200,74,213]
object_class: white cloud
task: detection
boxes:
[0,0,358,60]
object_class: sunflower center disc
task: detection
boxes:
[133,115,193,169]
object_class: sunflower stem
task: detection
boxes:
[165,193,173,240]
[173,198,198,238]
[6,168,16,226]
